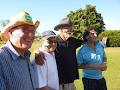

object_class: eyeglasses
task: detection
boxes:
[11,25,36,34]
[62,30,72,35]
[90,30,97,37]
[90,32,97,37]
[47,40,57,44]
[46,38,57,44]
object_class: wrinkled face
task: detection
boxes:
[10,25,35,50]
[42,37,57,52]
[60,26,72,40]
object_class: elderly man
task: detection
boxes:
[0,11,40,90]
[54,17,82,90]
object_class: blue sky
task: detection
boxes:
[0,0,120,33]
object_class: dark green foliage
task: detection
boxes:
[67,4,105,40]
[98,30,120,47]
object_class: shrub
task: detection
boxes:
[98,30,120,47]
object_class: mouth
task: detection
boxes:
[26,40,34,43]
[24,38,34,44]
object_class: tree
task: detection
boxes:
[0,20,10,42]
[0,20,9,31]
[67,4,105,39]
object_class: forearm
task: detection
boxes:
[36,86,50,90]
[78,63,107,71]
[35,50,45,65]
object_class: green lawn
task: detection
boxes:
[1,41,120,90]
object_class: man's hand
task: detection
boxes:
[91,63,107,71]
[35,50,45,65]
[78,63,107,71]
[99,63,107,71]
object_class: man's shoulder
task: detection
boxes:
[96,41,105,49]
[0,47,10,60]
[56,35,62,41]
[0,47,6,55]
[79,44,88,52]
[69,37,82,43]
[0,47,8,63]
[68,37,77,40]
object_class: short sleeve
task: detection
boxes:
[76,50,84,65]
[34,63,47,88]
[74,39,83,48]
[103,49,107,62]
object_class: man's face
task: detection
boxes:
[89,30,97,37]
[42,37,57,52]
[86,30,97,42]
[60,26,72,40]
[10,25,35,50]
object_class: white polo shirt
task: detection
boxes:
[35,50,59,90]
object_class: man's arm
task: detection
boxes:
[78,63,107,71]
[0,63,6,90]
[35,50,45,65]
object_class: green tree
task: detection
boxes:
[0,20,9,30]
[67,4,105,39]
[0,20,9,42]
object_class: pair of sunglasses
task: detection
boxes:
[46,38,57,44]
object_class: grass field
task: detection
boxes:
[30,41,120,90]
[1,41,120,90]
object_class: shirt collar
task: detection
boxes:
[7,40,20,56]
[4,41,31,61]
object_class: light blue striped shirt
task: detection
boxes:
[0,41,35,90]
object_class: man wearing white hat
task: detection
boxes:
[0,11,40,90]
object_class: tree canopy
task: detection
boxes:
[67,4,105,39]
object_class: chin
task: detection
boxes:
[22,45,32,50]
[50,49,55,52]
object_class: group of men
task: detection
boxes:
[0,11,107,90]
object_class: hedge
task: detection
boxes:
[98,30,120,47]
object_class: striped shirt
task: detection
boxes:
[0,41,35,90]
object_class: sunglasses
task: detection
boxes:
[46,38,57,44]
